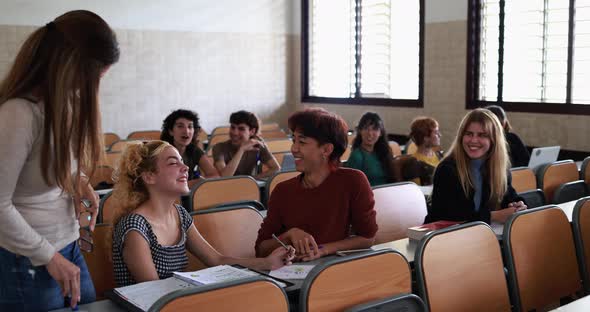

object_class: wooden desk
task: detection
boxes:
[49,299,125,312]
[550,294,590,311]
[556,199,577,222]
[371,238,417,263]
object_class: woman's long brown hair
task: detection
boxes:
[0,10,119,196]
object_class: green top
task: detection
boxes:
[345,148,388,186]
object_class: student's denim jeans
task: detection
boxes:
[0,241,96,311]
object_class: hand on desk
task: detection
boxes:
[491,201,528,223]
[282,228,321,259]
[266,245,296,270]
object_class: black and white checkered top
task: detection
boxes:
[112,204,193,287]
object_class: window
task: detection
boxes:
[302,0,424,107]
[467,0,590,114]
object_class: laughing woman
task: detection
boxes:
[161,109,219,179]
[111,141,293,286]
[346,112,395,186]
[425,109,526,224]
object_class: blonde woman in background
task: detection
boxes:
[425,109,526,224]
[0,11,119,310]
[111,141,294,287]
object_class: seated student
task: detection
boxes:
[111,141,294,287]
[408,116,443,185]
[161,109,219,179]
[255,108,378,261]
[212,110,280,179]
[425,109,527,224]
[346,112,395,186]
[485,105,530,167]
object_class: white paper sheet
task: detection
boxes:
[269,265,315,280]
[173,265,257,286]
[114,277,194,311]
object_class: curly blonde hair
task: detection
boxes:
[111,140,171,226]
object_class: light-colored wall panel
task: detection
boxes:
[0,25,298,137]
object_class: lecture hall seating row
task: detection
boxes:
[82,196,590,311]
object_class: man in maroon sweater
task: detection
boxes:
[255,108,378,261]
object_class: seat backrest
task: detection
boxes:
[192,205,262,259]
[391,155,418,182]
[344,294,426,312]
[89,165,114,189]
[537,160,579,204]
[99,151,122,168]
[389,141,402,156]
[504,206,581,311]
[372,182,428,243]
[196,128,208,143]
[151,277,289,312]
[581,156,590,185]
[511,166,537,193]
[416,222,511,312]
[267,170,300,200]
[190,176,260,212]
[572,197,590,294]
[210,126,230,136]
[517,189,546,209]
[300,250,411,312]
[99,192,119,224]
[266,139,292,154]
[554,180,588,204]
[261,122,281,132]
[127,130,161,140]
[262,130,288,139]
[103,132,120,149]
[109,140,143,152]
[206,134,230,156]
[82,224,115,300]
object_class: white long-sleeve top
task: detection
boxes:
[0,98,78,266]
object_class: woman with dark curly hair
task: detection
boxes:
[346,112,395,186]
[161,109,219,179]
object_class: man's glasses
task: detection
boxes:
[78,203,94,253]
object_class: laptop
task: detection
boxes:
[528,146,560,169]
[280,153,296,171]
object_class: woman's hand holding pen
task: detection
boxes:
[266,245,296,270]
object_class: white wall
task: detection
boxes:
[0,0,300,34]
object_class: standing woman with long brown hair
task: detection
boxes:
[425,109,526,224]
[0,11,119,310]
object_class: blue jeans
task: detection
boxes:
[0,241,96,311]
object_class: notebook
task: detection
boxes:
[110,265,293,312]
[528,146,560,169]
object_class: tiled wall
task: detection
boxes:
[2,19,588,152]
[304,20,590,152]
[0,25,299,137]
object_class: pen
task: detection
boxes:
[272,234,289,250]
